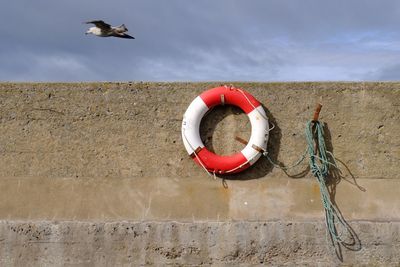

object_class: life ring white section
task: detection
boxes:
[182,96,208,154]
[240,106,269,165]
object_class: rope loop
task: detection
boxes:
[305,120,354,246]
[264,118,355,254]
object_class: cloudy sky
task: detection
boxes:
[1,0,400,82]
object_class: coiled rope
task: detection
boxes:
[264,104,357,258]
[305,119,351,245]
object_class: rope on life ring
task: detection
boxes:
[181,85,270,175]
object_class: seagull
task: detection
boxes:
[85,20,135,39]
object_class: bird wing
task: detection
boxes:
[112,32,135,39]
[86,20,111,30]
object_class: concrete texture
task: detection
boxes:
[0,82,399,265]
[1,221,399,266]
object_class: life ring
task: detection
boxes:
[182,85,269,174]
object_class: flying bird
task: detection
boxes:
[85,20,135,39]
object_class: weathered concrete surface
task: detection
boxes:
[0,82,399,265]
[1,221,400,266]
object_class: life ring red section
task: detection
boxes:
[199,86,261,114]
[193,149,250,174]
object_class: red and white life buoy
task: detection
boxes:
[182,86,269,175]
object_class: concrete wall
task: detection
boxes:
[0,82,399,265]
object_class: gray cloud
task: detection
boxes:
[367,64,400,81]
[1,0,400,81]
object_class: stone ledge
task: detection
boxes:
[0,176,399,222]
